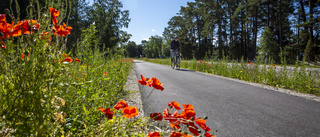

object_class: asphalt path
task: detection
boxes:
[134,60,320,137]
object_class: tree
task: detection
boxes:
[87,0,130,50]
[258,27,280,63]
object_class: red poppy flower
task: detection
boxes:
[168,101,181,110]
[137,75,153,86]
[195,117,211,131]
[104,72,108,76]
[204,132,214,137]
[188,122,199,136]
[98,107,114,120]
[169,132,183,137]
[150,113,163,121]
[0,14,6,23]
[75,58,81,62]
[163,109,179,122]
[181,104,195,119]
[151,77,164,91]
[50,7,59,25]
[63,22,73,32]
[52,23,72,37]
[267,66,269,69]
[138,74,148,86]
[170,121,181,129]
[22,53,25,59]
[273,64,276,67]
[114,100,128,110]
[63,57,73,62]
[1,45,6,49]
[0,21,12,39]
[61,53,67,58]
[147,131,161,137]
[122,106,139,118]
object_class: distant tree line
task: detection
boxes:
[129,0,319,64]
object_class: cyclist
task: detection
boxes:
[170,37,180,66]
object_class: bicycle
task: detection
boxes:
[171,51,181,70]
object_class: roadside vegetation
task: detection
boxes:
[140,58,320,96]
[0,0,218,136]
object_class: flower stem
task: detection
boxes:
[142,88,155,105]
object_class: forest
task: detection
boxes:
[1,0,319,64]
[125,0,320,64]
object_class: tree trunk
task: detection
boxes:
[253,5,258,59]
[299,0,308,33]
[308,0,313,41]
[279,0,283,49]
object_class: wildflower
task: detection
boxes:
[204,132,215,137]
[187,122,199,136]
[138,74,150,86]
[148,132,161,137]
[1,45,6,49]
[273,64,276,67]
[248,63,251,65]
[150,113,163,121]
[114,100,128,110]
[122,106,139,118]
[0,14,6,22]
[151,77,164,91]
[11,20,39,36]
[63,57,73,62]
[53,24,72,37]
[61,53,67,58]
[307,70,309,72]
[98,107,114,120]
[170,132,193,137]
[21,52,30,59]
[195,117,211,131]
[49,7,59,25]
[169,132,183,137]
[182,104,196,119]
[163,108,179,122]
[75,58,81,62]
[0,21,12,40]
[104,72,108,76]
[170,121,181,129]
[267,66,269,69]
[168,101,181,110]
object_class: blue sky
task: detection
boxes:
[120,0,195,44]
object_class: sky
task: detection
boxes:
[120,0,195,44]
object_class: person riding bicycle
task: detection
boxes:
[170,37,180,64]
[170,37,180,65]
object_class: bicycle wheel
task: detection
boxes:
[177,55,181,70]
[171,57,175,69]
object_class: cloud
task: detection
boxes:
[143,38,149,41]
[151,29,156,32]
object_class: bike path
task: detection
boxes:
[134,60,320,137]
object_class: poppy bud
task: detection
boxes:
[177,129,182,132]
[197,129,201,133]
[184,131,188,135]
[204,116,208,120]
[0,32,3,37]
[4,8,10,14]
[191,117,194,121]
